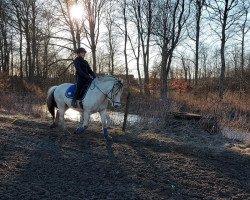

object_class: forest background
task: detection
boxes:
[0,0,250,135]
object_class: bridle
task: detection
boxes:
[92,78,123,106]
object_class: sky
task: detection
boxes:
[66,1,250,79]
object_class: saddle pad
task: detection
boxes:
[65,84,77,99]
[65,84,89,100]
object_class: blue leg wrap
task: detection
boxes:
[104,128,108,138]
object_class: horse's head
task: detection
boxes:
[110,79,123,109]
[95,76,124,108]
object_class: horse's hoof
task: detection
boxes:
[74,127,85,134]
[105,135,113,141]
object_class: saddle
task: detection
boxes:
[65,83,90,100]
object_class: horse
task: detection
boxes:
[46,75,123,140]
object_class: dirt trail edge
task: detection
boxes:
[0,112,250,200]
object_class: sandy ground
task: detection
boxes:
[0,111,250,200]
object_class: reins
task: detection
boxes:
[91,78,123,105]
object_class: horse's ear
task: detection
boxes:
[118,79,123,86]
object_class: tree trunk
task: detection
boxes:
[160,46,168,99]
[195,12,200,87]
[18,16,23,79]
[194,0,204,87]
[31,1,37,80]
[219,0,229,100]
[123,0,129,87]
[137,0,152,96]
[160,63,168,99]
[219,27,226,100]
[91,43,97,73]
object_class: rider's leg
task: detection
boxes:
[71,88,80,107]
[71,76,84,108]
[81,79,92,96]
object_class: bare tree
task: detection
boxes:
[153,0,190,99]
[40,6,58,79]
[82,0,107,73]
[31,0,37,79]
[187,0,205,88]
[103,0,119,75]
[0,0,10,74]
[122,0,130,86]
[200,45,209,79]
[8,0,38,80]
[207,0,245,99]
[14,1,24,79]
[229,46,240,75]
[239,3,250,96]
[132,0,153,95]
[56,0,82,50]
[194,0,205,87]
[127,32,143,93]
[180,54,191,82]
[129,0,143,93]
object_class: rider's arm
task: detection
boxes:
[85,61,96,79]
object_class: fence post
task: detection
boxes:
[122,92,131,131]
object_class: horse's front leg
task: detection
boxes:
[77,113,83,128]
[74,110,90,134]
[99,110,112,140]
[106,113,112,128]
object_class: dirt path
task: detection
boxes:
[0,112,250,200]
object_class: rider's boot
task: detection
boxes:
[71,89,79,108]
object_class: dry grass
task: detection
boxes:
[0,76,46,118]
[0,92,46,118]
[121,89,249,143]
[169,91,249,131]
[0,76,249,143]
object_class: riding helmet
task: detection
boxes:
[76,47,87,54]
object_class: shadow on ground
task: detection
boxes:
[0,113,249,200]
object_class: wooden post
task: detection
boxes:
[122,92,131,131]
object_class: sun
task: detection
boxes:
[70,5,83,21]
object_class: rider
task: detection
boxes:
[71,47,96,108]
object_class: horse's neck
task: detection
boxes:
[95,79,114,93]
[97,76,116,83]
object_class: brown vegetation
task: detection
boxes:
[0,72,249,140]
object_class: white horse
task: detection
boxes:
[46,75,123,140]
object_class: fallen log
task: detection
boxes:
[167,112,220,134]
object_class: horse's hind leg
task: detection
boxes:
[58,105,67,130]
[50,110,59,128]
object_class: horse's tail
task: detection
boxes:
[47,86,57,121]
